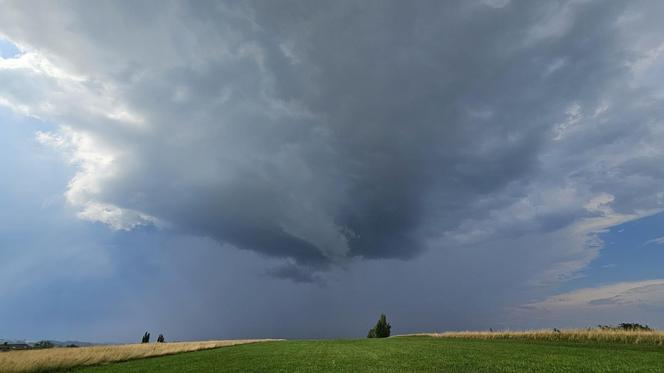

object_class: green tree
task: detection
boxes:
[34,340,55,349]
[367,314,391,338]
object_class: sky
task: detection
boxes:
[1,0,664,342]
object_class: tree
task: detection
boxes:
[598,323,651,331]
[619,323,651,331]
[141,331,150,343]
[157,334,165,343]
[34,340,55,349]
[367,314,391,338]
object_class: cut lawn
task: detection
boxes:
[68,336,664,372]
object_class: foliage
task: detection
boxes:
[141,332,150,344]
[367,314,391,338]
[32,340,54,349]
[598,323,651,331]
[157,334,165,343]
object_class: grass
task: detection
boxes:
[409,328,664,345]
[66,335,664,373]
[0,340,275,373]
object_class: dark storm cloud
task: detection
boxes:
[2,0,664,285]
[267,262,321,284]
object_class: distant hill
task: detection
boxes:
[0,338,95,347]
[50,340,96,347]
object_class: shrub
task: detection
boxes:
[598,323,651,331]
[367,314,391,338]
[157,334,165,343]
[33,340,55,349]
[619,323,651,331]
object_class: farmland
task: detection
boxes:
[68,336,664,373]
[4,330,664,372]
[0,340,273,373]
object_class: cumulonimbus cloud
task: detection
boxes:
[1,0,664,283]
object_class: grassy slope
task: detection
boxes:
[70,336,664,373]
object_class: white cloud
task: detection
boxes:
[644,236,664,246]
[76,201,161,231]
[522,279,664,310]
[629,42,664,77]
[544,57,568,77]
[482,0,511,9]
[553,103,583,140]
[524,1,581,45]
[583,193,615,215]
[511,279,664,328]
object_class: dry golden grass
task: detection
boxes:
[0,339,279,373]
[404,329,664,345]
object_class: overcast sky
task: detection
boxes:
[2,0,664,342]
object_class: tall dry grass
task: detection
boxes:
[405,329,664,345]
[0,339,278,373]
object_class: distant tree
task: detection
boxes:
[157,334,165,343]
[141,332,150,343]
[597,323,651,331]
[619,323,651,331]
[367,314,391,338]
[34,340,55,349]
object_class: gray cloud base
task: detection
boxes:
[1,0,664,333]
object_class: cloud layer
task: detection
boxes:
[516,280,664,328]
[1,0,664,300]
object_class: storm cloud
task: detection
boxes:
[2,0,664,339]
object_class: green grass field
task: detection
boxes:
[67,336,664,372]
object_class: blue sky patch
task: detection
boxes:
[559,212,664,292]
[0,37,20,58]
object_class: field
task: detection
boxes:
[0,340,274,373]
[410,328,664,345]
[5,330,664,372]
